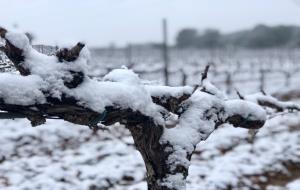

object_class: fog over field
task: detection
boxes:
[1,0,300,46]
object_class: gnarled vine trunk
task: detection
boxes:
[0,26,299,190]
[128,123,189,190]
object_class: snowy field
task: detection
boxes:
[0,49,300,190]
[0,111,299,190]
[89,48,300,95]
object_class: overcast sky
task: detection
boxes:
[1,0,300,47]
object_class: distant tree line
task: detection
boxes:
[176,25,300,49]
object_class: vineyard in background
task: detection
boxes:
[2,47,300,95]
[91,48,300,94]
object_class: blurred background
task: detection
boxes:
[0,0,300,190]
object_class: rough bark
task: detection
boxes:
[127,123,188,190]
[128,123,170,190]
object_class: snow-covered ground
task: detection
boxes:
[0,111,299,190]
[89,48,300,95]
[0,49,299,189]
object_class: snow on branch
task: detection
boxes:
[0,27,297,134]
[0,27,170,128]
[56,42,85,62]
[245,93,300,112]
[0,27,299,190]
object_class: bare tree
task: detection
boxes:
[0,27,299,190]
